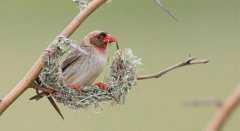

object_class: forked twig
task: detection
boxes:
[47,95,64,119]
[137,57,209,80]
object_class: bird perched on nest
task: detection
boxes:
[31,31,117,119]
[60,31,117,91]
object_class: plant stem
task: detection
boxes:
[205,86,240,131]
[137,57,209,80]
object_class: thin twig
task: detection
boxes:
[205,86,240,131]
[137,57,209,80]
[0,0,108,116]
[154,0,178,21]
[47,95,64,119]
[183,98,223,108]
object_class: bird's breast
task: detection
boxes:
[63,50,108,87]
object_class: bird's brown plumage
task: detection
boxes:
[61,31,116,90]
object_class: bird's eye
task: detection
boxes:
[98,32,107,39]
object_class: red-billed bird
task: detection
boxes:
[31,31,117,119]
[61,31,117,91]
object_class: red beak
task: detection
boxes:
[103,34,117,44]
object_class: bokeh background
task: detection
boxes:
[0,0,240,131]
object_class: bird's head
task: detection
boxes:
[84,31,118,50]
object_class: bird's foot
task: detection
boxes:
[95,82,109,91]
[68,84,81,91]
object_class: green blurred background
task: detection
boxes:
[0,0,240,131]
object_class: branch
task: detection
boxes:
[137,57,209,80]
[0,0,108,116]
[205,86,240,131]
[60,0,108,37]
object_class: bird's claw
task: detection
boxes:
[68,84,81,91]
[95,82,109,91]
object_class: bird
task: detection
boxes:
[61,30,117,91]
[30,31,117,119]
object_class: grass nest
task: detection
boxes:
[35,36,141,109]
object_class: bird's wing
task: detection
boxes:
[61,43,91,72]
[61,43,105,87]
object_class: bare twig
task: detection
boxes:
[183,98,223,108]
[137,57,209,80]
[205,86,240,131]
[154,0,178,21]
[47,95,64,119]
[0,0,108,116]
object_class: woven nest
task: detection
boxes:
[73,0,92,10]
[37,36,141,109]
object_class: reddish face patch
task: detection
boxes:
[89,32,118,50]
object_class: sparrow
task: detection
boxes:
[61,30,117,91]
